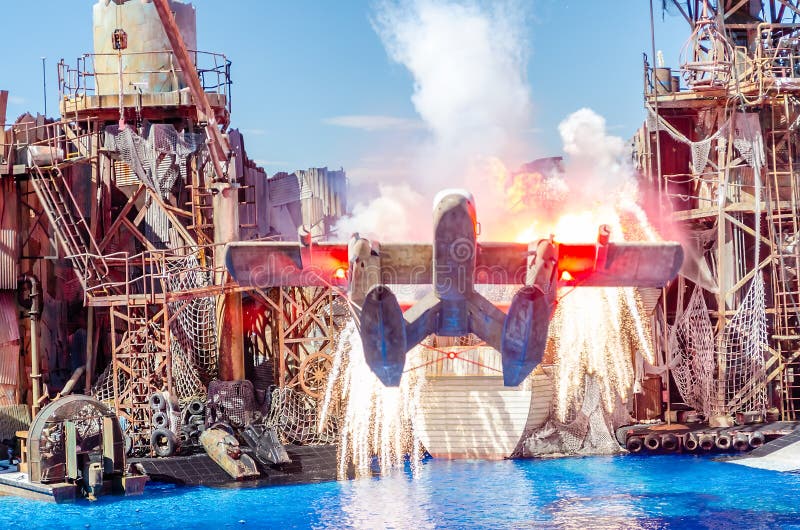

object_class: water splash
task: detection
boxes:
[321,321,426,479]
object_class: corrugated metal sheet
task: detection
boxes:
[0,230,17,290]
[0,293,19,346]
[268,173,301,206]
[0,343,17,387]
[115,160,137,187]
[0,404,30,438]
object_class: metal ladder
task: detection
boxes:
[766,99,800,419]
[27,160,113,291]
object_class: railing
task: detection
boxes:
[58,49,232,112]
[644,23,800,99]
[1,117,94,167]
[83,244,228,305]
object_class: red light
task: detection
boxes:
[447,352,456,359]
[333,267,346,280]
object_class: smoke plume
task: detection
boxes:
[337,2,652,245]
[336,0,532,241]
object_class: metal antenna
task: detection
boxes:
[41,57,47,116]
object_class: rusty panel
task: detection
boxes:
[0,293,19,346]
[114,160,137,187]
[0,343,18,387]
[0,230,17,290]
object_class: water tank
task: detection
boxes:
[92,0,197,95]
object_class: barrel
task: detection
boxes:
[654,67,673,94]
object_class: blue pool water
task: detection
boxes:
[1,454,799,529]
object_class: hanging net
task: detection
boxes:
[266,386,339,446]
[516,287,650,456]
[669,286,716,418]
[722,276,768,415]
[165,254,219,387]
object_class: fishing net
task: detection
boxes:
[266,386,338,446]
[722,276,768,415]
[646,105,729,175]
[165,254,218,386]
[206,379,259,429]
[517,288,648,456]
[669,286,716,418]
[519,375,625,456]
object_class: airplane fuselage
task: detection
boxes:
[432,191,477,336]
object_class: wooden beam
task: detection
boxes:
[97,184,145,252]
[724,0,751,19]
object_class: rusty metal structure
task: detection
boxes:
[641,0,800,422]
[0,0,347,454]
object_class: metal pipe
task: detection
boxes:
[698,433,715,451]
[749,431,765,448]
[19,275,41,417]
[56,366,85,399]
[732,433,750,451]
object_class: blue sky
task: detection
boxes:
[2,1,688,182]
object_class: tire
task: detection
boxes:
[152,411,169,429]
[151,428,177,458]
[149,393,167,411]
[188,400,205,416]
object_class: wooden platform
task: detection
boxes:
[134,444,339,487]
[0,471,76,503]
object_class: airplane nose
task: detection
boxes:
[433,188,474,210]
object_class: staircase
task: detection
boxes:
[27,157,116,298]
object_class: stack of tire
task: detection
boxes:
[149,392,181,457]
[180,400,206,449]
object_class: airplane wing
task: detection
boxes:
[475,241,683,288]
[223,241,348,288]
[557,242,683,288]
[224,240,682,290]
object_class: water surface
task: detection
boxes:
[2,454,798,529]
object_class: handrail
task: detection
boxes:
[57,49,231,112]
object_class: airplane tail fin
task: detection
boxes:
[360,286,441,386]
[500,286,555,386]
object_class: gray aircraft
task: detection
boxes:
[224,189,683,387]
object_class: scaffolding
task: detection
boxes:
[645,0,800,421]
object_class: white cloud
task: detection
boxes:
[240,128,266,136]
[7,96,26,105]
[323,114,424,131]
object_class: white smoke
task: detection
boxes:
[335,0,532,241]
[558,108,634,205]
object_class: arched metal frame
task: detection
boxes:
[28,395,125,484]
